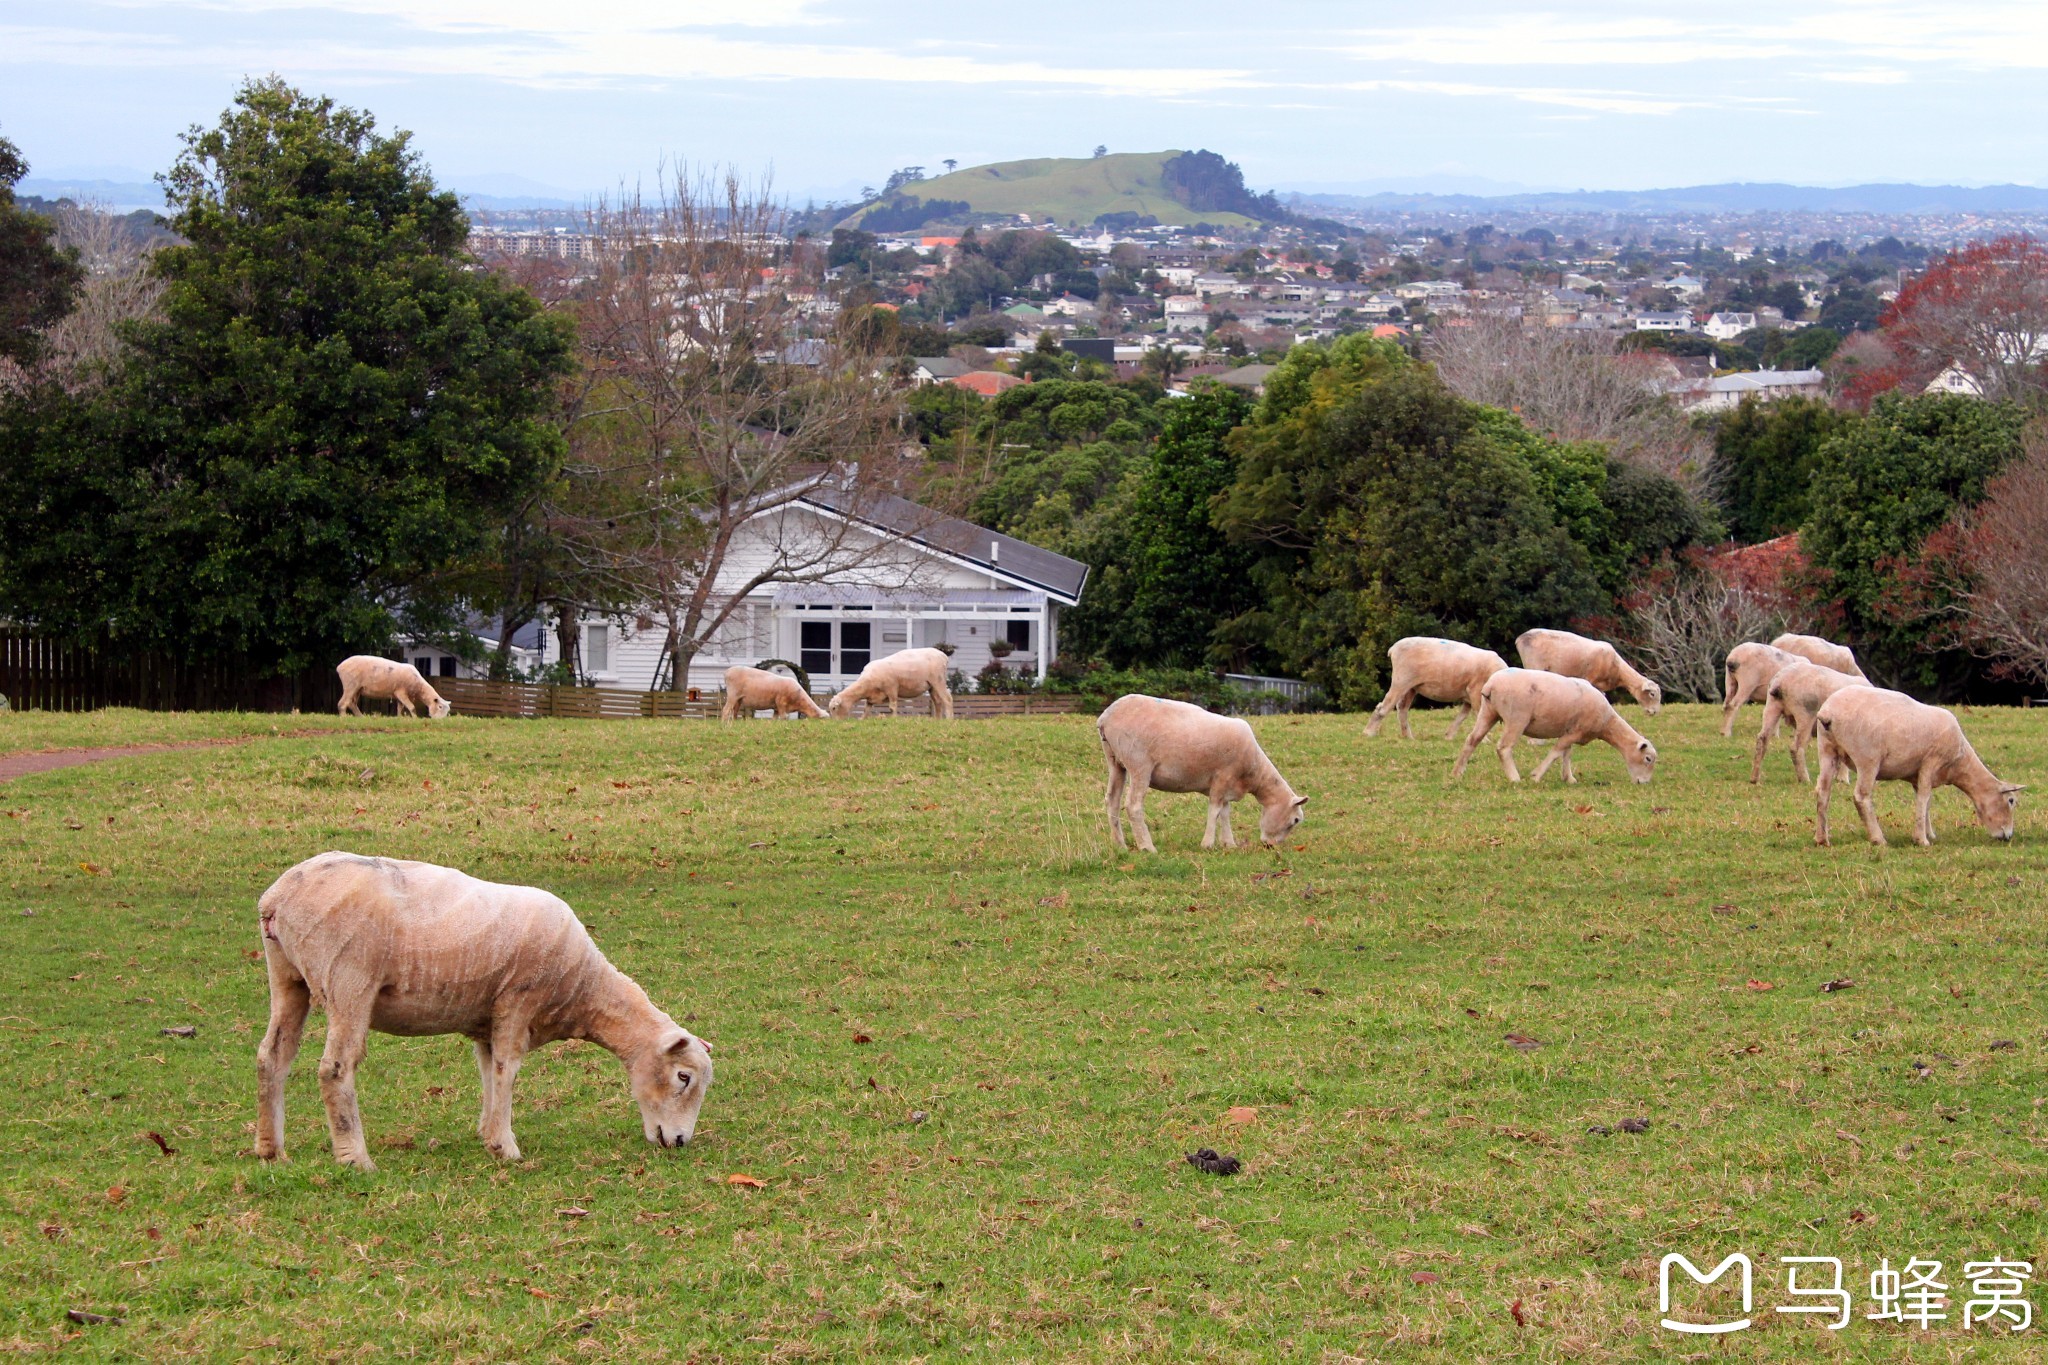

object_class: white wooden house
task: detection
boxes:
[509,487,1088,697]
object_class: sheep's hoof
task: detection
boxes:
[338,1153,377,1173]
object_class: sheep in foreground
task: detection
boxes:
[1813,689,2022,846]
[1720,642,1806,737]
[255,852,712,1171]
[1750,661,1869,784]
[1365,637,1509,741]
[1098,694,1307,851]
[721,665,826,721]
[827,647,954,719]
[1514,628,1662,714]
[336,656,451,718]
[1771,633,1868,681]
[1452,668,1658,784]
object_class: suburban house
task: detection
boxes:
[1633,310,1695,333]
[909,356,971,385]
[1679,368,1827,412]
[508,485,1089,697]
[946,370,1027,397]
[1163,294,1208,333]
[1702,311,1757,341]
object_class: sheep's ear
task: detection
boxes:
[2001,783,2027,794]
[661,1029,696,1056]
[1293,796,1309,808]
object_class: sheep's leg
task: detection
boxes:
[1851,765,1886,847]
[1123,768,1159,853]
[479,1019,528,1161]
[1530,738,1573,783]
[1217,803,1236,848]
[1103,755,1128,849]
[316,991,377,1171]
[720,695,737,722]
[474,1039,496,1138]
[254,954,311,1162]
[1452,702,1500,779]
[1443,701,1471,742]
[1913,771,1938,847]
[395,695,416,718]
[337,686,359,718]
[1201,798,1222,849]
[1750,697,1785,783]
[1719,679,1743,737]
[933,680,954,719]
[1791,715,1817,785]
[1495,719,1530,782]
[1814,741,1839,845]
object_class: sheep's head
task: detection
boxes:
[632,1028,714,1149]
[1259,794,1309,844]
[1626,737,1658,784]
[1638,680,1663,715]
[428,697,453,719]
[1976,782,2024,842]
[826,690,856,718]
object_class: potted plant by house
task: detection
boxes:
[988,638,1015,659]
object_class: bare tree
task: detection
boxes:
[554,169,942,690]
[0,201,163,393]
[1616,550,1817,702]
[1426,312,1707,481]
[1938,431,2048,685]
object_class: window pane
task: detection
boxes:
[840,622,871,650]
[414,656,433,673]
[1006,620,1031,649]
[800,650,833,675]
[586,624,609,673]
[440,657,457,677]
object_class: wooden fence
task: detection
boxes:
[0,628,341,713]
[436,676,1086,721]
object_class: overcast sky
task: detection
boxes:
[5,1,2047,203]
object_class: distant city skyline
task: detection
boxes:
[6,1,2048,206]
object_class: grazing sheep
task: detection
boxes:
[1720,642,1806,737]
[1453,668,1658,784]
[1514,628,1662,714]
[337,656,452,718]
[721,665,826,721]
[1771,633,1868,681]
[1365,637,1509,741]
[827,647,954,719]
[1750,661,1870,784]
[255,852,712,1171]
[1813,688,2022,846]
[1097,694,1308,851]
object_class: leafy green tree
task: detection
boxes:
[1711,396,1844,541]
[0,80,571,680]
[1069,388,1256,668]
[1802,393,2027,692]
[0,133,83,367]
[1214,342,1603,706]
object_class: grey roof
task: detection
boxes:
[801,487,1090,605]
[911,356,970,378]
[1211,363,1276,389]
[1704,369,1825,394]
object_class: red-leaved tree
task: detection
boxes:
[1875,235,2048,406]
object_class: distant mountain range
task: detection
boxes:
[1290,182,2048,216]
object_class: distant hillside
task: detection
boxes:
[1294,181,2048,217]
[839,151,1267,231]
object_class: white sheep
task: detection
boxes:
[1097,694,1307,851]
[1365,637,1509,741]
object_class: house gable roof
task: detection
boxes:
[798,486,1090,605]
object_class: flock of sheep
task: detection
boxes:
[278,627,2019,1171]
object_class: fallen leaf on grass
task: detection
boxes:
[726,1174,767,1188]
[1222,1106,1258,1126]
[1410,1271,1441,1286]
[1571,804,1595,815]
[140,1131,176,1156]
[78,862,104,876]
[1037,892,1069,909]
[1835,1130,1863,1146]
[1989,1039,2018,1051]
[1712,903,1737,915]
[1510,1298,1527,1327]
[1848,1208,1871,1224]
[1503,1033,1543,1051]
[39,1222,65,1240]
[1617,1117,1650,1134]
[1821,978,1855,993]
[104,1186,126,1205]
[746,841,770,849]
[526,1287,553,1300]
[556,1207,590,1219]
[65,1311,121,1327]
[850,1033,872,1045]
[159,1025,196,1039]
[1746,979,1774,992]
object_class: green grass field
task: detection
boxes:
[2,704,2044,1361]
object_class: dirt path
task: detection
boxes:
[0,738,249,783]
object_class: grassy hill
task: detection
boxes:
[842,151,1262,231]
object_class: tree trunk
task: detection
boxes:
[554,603,581,683]
[668,638,697,692]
